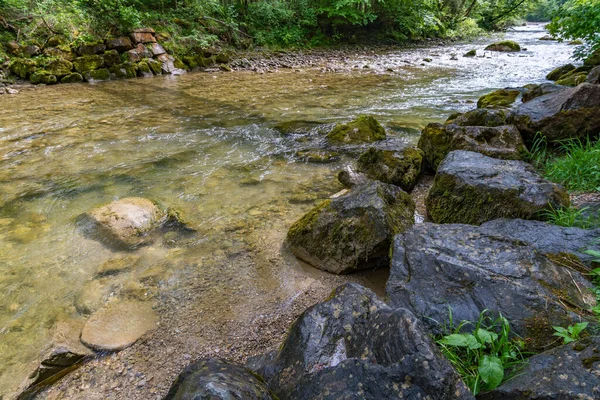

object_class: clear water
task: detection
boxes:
[0,23,577,397]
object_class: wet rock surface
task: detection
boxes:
[485,40,521,52]
[164,358,275,400]
[426,150,569,224]
[386,222,596,350]
[286,181,415,274]
[326,115,387,144]
[252,283,473,400]
[480,337,600,399]
[477,89,520,108]
[447,108,509,127]
[355,146,423,191]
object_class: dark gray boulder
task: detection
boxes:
[448,108,509,127]
[522,83,563,103]
[386,223,596,351]
[510,83,600,142]
[418,124,526,171]
[164,358,275,400]
[356,147,423,191]
[253,283,473,400]
[586,65,600,84]
[480,337,600,399]
[286,181,415,274]
[337,166,370,188]
[426,150,569,225]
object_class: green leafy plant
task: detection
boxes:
[544,138,600,192]
[548,0,600,59]
[541,203,591,228]
[435,310,527,395]
[552,322,589,343]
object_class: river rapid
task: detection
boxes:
[0,24,577,398]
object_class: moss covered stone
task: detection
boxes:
[286,181,415,274]
[146,59,162,75]
[61,73,84,83]
[102,50,121,67]
[584,48,600,66]
[477,88,520,108]
[356,147,423,191]
[555,71,588,86]
[546,64,576,81]
[326,115,386,144]
[182,56,198,69]
[45,59,73,77]
[485,40,521,52]
[448,108,508,127]
[173,57,187,70]
[9,58,37,79]
[137,61,153,78]
[73,55,104,73]
[463,49,477,57]
[83,69,110,82]
[30,71,57,85]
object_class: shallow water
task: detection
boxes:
[0,23,577,397]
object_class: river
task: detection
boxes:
[0,24,576,399]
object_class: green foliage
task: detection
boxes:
[541,203,594,228]
[435,309,527,395]
[552,322,588,343]
[548,0,600,59]
[545,138,600,192]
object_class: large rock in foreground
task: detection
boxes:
[418,123,526,171]
[510,83,600,142]
[356,147,423,191]
[326,115,386,144]
[386,222,596,350]
[165,358,275,400]
[287,181,414,274]
[480,337,600,399]
[88,197,167,248]
[426,150,568,224]
[253,283,473,400]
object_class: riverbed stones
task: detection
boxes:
[80,300,158,351]
[418,123,526,171]
[485,40,521,52]
[447,108,508,127]
[479,337,600,399]
[426,150,569,224]
[386,222,596,350]
[546,63,576,81]
[286,181,415,274]
[510,83,600,142]
[356,147,423,191]
[165,358,276,400]
[326,115,387,144]
[87,197,167,248]
[253,283,473,400]
[477,88,520,108]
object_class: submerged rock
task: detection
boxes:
[485,40,521,52]
[386,222,595,350]
[165,358,275,400]
[477,89,520,108]
[87,197,167,248]
[510,83,600,142]
[356,147,423,191]
[418,124,526,171]
[326,115,386,144]
[426,150,569,225]
[286,181,415,274]
[546,63,576,81]
[253,283,473,400]
[480,337,600,399]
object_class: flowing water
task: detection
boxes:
[0,24,577,397]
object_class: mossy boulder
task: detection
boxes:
[136,61,153,78]
[546,64,576,81]
[83,69,110,82]
[61,73,84,84]
[146,59,162,75]
[9,58,37,79]
[356,147,423,191]
[182,56,198,69]
[448,108,508,127]
[286,181,415,274]
[108,65,128,79]
[584,48,600,66]
[326,115,386,144]
[418,123,526,171]
[43,47,76,61]
[73,55,104,73]
[522,83,563,102]
[45,59,73,77]
[463,49,477,57]
[555,71,588,86]
[426,150,569,225]
[30,71,58,85]
[485,40,521,52]
[106,37,134,52]
[477,88,520,108]
[77,41,106,56]
[102,50,121,67]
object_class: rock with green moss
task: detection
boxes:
[356,147,423,191]
[418,123,526,170]
[286,181,414,274]
[83,69,110,82]
[477,88,520,108]
[326,115,386,144]
[106,37,133,52]
[584,48,600,66]
[426,150,569,225]
[9,58,37,79]
[463,49,477,57]
[102,50,121,67]
[73,55,104,74]
[485,40,521,52]
[546,64,576,81]
[556,71,588,86]
[387,221,595,352]
[136,62,153,78]
[182,56,198,69]
[108,65,127,79]
[45,59,73,77]
[449,108,509,126]
[61,73,84,84]
[510,83,600,142]
[77,41,106,56]
[146,59,162,75]
[30,71,58,85]
[156,54,186,75]
[522,83,563,102]
[43,47,76,61]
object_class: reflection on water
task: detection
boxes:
[0,23,576,397]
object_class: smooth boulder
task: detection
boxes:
[165,358,275,400]
[356,147,423,191]
[253,283,473,400]
[326,115,386,144]
[510,83,600,142]
[418,124,526,171]
[426,150,569,225]
[286,181,415,274]
[87,197,167,248]
[586,65,600,84]
[386,222,596,350]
